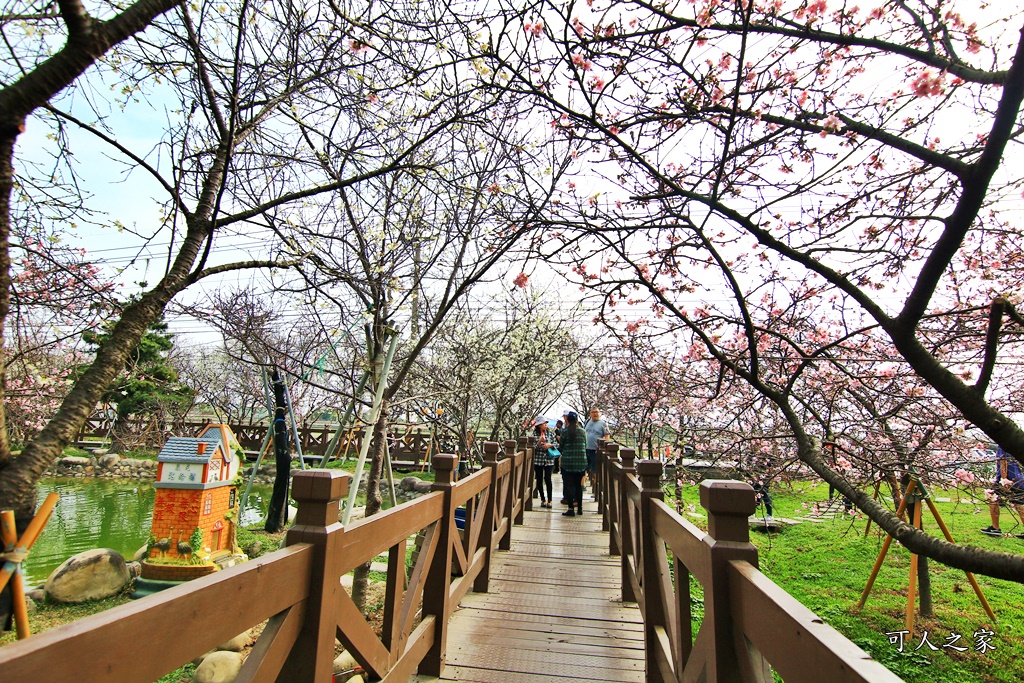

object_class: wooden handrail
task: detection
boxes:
[595,449,903,683]
[0,443,533,682]
[727,560,902,683]
[0,545,315,682]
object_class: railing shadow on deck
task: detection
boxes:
[0,439,533,683]
[595,439,904,683]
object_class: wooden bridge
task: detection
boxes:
[0,440,901,682]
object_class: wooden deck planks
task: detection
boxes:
[412,492,646,682]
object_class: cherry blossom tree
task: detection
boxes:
[463,0,1024,580]
[0,0,537,519]
[409,287,581,455]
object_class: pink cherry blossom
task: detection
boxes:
[572,54,593,71]
[910,69,945,98]
[523,22,544,37]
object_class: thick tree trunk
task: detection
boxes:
[918,554,933,618]
[264,368,291,533]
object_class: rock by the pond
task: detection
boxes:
[217,629,251,652]
[400,476,420,491]
[133,544,148,562]
[24,596,37,614]
[59,456,91,468]
[26,588,45,603]
[126,560,142,579]
[244,540,263,558]
[412,480,433,494]
[333,651,358,673]
[192,651,243,683]
[44,548,130,603]
[97,453,121,469]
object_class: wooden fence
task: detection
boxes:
[74,416,435,464]
[0,439,531,682]
[594,439,902,683]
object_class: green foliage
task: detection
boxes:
[121,448,159,460]
[189,527,204,563]
[82,316,193,421]
[154,663,197,683]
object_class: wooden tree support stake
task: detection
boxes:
[856,479,995,634]
[1,492,60,639]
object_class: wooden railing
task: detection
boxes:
[595,439,903,683]
[5,433,906,682]
[0,442,533,682]
[73,416,435,462]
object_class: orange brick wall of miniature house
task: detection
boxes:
[150,486,235,559]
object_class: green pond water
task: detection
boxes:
[25,478,271,587]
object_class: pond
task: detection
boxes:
[24,478,272,587]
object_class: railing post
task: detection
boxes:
[281,469,349,682]
[606,443,619,547]
[700,480,769,683]
[421,454,458,677]
[620,447,637,603]
[638,460,670,683]
[517,436,530,521]
[500,439,517,550]
[524,436,537,513]
[474,442,501,593]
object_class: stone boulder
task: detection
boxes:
[97,453,121,469]
[412,480,434,494]
[44,548,131,603]
[244,540,263,559]
[58,456,91,468]
[217,629,251,652]
[399,476,421,491]
[192,651,244,683]
[333,651,358,673]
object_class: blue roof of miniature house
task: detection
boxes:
[157,436,224,464]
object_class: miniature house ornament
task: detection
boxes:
[141,424,245,581]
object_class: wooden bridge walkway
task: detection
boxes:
[414,491,645,683]
[0,441,903,683]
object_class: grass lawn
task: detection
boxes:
[669,480,1024,683]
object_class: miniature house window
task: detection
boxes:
[204,494,213,515]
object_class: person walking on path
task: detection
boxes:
[584,408,609,488]
[981,446,1024,537]
[533,418,557,509]
[560,412,588,517]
